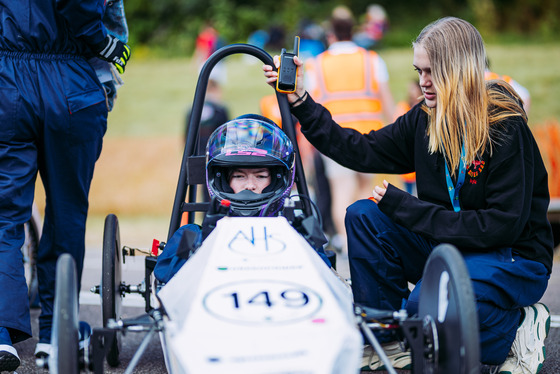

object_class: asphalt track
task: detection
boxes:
[11,249,560,374]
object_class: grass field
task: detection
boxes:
[106,43,560,137]
[33,43,560,248]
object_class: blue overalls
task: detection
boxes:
[0,0,108,345]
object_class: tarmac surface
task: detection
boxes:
[11,247,560,374]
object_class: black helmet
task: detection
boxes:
[206,115,295,216]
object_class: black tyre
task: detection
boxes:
[101,214,122,367]
[419,244,480,374]
[51,253,79,374]
[22,212,41,308]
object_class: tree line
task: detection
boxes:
[123,0,560,55]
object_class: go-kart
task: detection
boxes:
[46,42,481,374]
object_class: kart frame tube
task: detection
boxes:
[168,43,312,240]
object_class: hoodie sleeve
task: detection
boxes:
[293,95,420,175]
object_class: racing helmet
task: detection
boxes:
[206,114,295,216]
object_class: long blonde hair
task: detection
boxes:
[414,17,526,175]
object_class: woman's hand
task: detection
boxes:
[372,180,389,203]
[263,55,307,107]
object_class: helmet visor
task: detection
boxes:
[207,118,294,168]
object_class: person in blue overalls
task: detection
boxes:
[0,1,131,371]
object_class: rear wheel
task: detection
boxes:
[22,207,41,308]
[51,254,79,374]
[101,214,123,367]
[418,244,480,374]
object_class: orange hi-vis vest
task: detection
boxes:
[260,95,282,127]
[307,48,384,134]
[485,71,514,85]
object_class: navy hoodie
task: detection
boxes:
[293,93,553,273]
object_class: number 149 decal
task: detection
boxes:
[228,289,309,309]
[203,280,323,325]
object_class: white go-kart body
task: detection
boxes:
[157,216,363,374]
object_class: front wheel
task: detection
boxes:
[22,205,42,308]
[418,244,480,374]
[50,254,79,374]
[101,214,123,367]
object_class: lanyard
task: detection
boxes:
[444,144,466,212]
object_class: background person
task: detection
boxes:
[394,80,423,196]
[193,21,227,95]
[185,75,230,153]
[353,4,389,50]
[263,16,552,374]
[193,22,222,67]
[259,95,336,239]
[297,19,327,61]
[304,5,395,254]
[485,67,531,115]
[0,0,130,370]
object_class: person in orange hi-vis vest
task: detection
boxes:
[485,68,531,115]
[394,80,423,196]
[259,95,336,236]
[304,5,395,253]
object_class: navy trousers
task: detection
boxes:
[346,199,549,364]
[0,51,107,344]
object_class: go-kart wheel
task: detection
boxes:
[22,216,41,308]
[21,204,42,308]
[50,254,79,374]
[101,213,122,367]
[418,244,480,374]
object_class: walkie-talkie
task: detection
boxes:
[276,36,300,94]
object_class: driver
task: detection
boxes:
[205,114,295,217]
[154,114,329,283]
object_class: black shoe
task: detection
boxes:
[0,345,20,372]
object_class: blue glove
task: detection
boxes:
[95,34,131,74]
